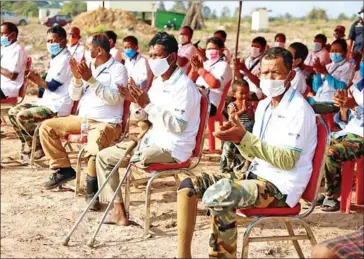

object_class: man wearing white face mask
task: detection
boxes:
[95,31,201,225]
[235,36,267,100]
[8,25,72,159]
[39,33,128,211]
[175,47,317,258]
[177,26,198,74]
[304,34,331,71]
[273,33,286,49]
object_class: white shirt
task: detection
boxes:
[249,87,317,207]
[38,48,73,116]
[223,48,231,64]
[110,47,123,63]
[304,48,331,67]
[142,68,201,162]
[291,67,307,94]
[1,41,27,98]
[243,55,263,99]
[314,60,352,102]
[178,43,198,74]
[196,59,232,107]
[72,58,128,124]
[124,53,151,89]
[67,43,84,63]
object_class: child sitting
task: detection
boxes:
[220,79,255,176]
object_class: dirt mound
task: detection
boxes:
[71,7,156,34]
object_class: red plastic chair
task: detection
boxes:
[236,115,330,258]
[124,93,209,237]
[1,57,32,121]
[321,113,335,132]
[340,157,364,213]
[74,100,131,196]
[207,80,232,152]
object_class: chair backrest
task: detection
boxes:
[121,100,131,134]
[18,56,32,99]
[216,80,232,116]
[191,93,209,160]
[301,115,330,203]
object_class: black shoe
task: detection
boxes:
[85,175,100,211]
[43,167,76,190]
[85,194,101,211]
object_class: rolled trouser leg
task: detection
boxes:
[177,186,198,259]
[208,209,237,259]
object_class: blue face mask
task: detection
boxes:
[330,53,344,63]
[124,48,137,59]
[1,36,11,47]
[360,61,364,79]
[47,42,63,56]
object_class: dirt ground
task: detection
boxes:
[1,98,363,259]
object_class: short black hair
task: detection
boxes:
[261,47,293,72]
[90,33,111,53]
[214,30,227,39]
[232,79,249,92]
[331,39,348,53]
[206,36,224,49]
[148,31,178,54]
[289,42,308,65]
[252,36,267,48]
[105,30,117,43]
[315,34,327,44]
[181,26,193,37]
[274,33,286,42]
[1,22,18,38]
[123,35,138,46]
[47,25,67,40]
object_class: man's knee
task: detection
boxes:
[311,244,338,259]
[96,146,117,169]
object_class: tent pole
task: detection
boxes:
[235,1,243,57]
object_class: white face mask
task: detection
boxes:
[312,42,322,52]
[179,35,189,45]
[85,50,96,65]
[274,42,285,48]
[260,72,291,97]
[148,55,171,76]
[250,47,261,58]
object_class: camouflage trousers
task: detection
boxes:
[8,103,55,151]
[189,172,286,258]
[325,133,364,199]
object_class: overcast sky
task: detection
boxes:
[163,1,362,18]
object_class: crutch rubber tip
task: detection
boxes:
[87,238,95,248]
[62,237,70,246]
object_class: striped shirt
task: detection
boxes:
[228,102,252,125]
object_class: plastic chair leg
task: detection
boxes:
[340,161,355,213]
[207,119,215,152]
[356,158,364,205]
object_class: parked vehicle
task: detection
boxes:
[0,11,28,26]
[42,14,72,27]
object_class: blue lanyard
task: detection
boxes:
[259,102,273,140]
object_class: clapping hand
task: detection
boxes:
[213,113,246,144]
[77,59,92,81]
[313,58,328,75]
[333,89,348,108]
[191,54,203,71]
[69,58,81,79]
[127,79,150,108]
[27,70,42,85]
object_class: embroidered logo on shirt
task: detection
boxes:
[175,108,185,114]
[288,133,300,139]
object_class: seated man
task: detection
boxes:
[96,31,201,226]
[67,26,84,63]
[273,32,286,48]
[176,47,317,259]
[177,26,198,75]
[39,33,128,211]
[288,42,309,94]
[1,22,28,100]
[318,77,363,212]
[105,30,123,64]
[8,25,72,158]
[235,36,267,100]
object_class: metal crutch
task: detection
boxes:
[86,161,135,247]
[62,142,136,246]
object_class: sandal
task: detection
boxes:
[321,198,340,212]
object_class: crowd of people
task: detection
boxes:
[1,6,363,258]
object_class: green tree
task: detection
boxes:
[211,9,217,20]
[306,8,328,21]
[170,0,186,14]
[12,1,39,17]
[61,1,87,17]
[1,1,14,11]
[337,13,349,20]
[233,7,241,18]
[351,13,359,20]
[220,6,231,19]
[158,0,166,11]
